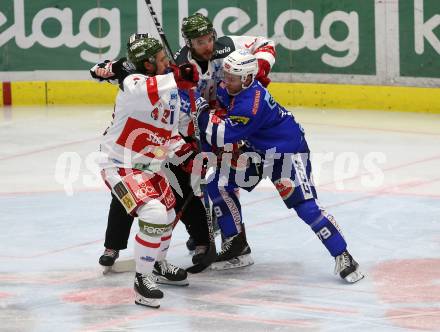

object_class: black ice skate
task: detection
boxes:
[134,272,163,308]
[186,236,196,253]
[210,232,254,271]
[334,250,365,283]
[153,260,189,286]
[192,245,208,265]
[99,248,119,274]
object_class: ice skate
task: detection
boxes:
[192,245,208,265]
[211,232,254,271]
[186,236,196,254]
[99,248,119,274]
[134,273,163,308]
[153,260,189,286]
[334,250,364,283]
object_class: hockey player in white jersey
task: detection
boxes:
[99,35,201,307]
[91,34,211,273]
[92,14,277,267]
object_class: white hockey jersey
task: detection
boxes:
[174,35,276,105]
[100,72,184,172]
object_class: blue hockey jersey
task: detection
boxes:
[197,81,305,154]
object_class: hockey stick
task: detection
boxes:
[144,0,176,64]
[144,0,217,273]
[185,88,217,273]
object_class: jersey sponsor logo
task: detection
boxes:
[292,154,314,200]
[244,38,257,49]
[216,46,231,55]
[252,90,261,115]
[229,115,250,125]
[219,189,242,231]
[140,255,155,262]
[274,178,295,200]
[115,117,171,159]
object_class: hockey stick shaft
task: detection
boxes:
[144,0,176,65]
[144,0,217,271]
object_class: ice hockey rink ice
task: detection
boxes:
[0,105,439,332]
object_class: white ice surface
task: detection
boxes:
[0,106,439,332]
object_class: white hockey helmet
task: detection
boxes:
[222,49,258,85]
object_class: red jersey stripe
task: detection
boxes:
[146,76,159,106]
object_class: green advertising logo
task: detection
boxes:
[0,0,136,71]
[400,0,440,78]
[164,0,376,74]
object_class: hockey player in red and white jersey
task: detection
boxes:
[99,35,199,308]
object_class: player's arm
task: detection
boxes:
[229,35,276,87]
[90,57,134,85]
[196,92,265,147]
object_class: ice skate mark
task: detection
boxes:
[0,271,98,285]
[62,287,132,305]
[0,239,102,259]
[78,307,314,332]
[209,295,358,315]
[197,277,359,315]
[0,137,99,161]
[302,121,440,136]
[77,310,163,332]
[385,308,440,331]
[0,291,13,299]
[199,277,287,298]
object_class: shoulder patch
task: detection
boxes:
[229,115,250,125]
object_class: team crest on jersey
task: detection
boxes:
[274,178,295,200]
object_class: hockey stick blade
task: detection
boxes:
[102,258,135,274]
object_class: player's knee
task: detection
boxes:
[137,200,170,238]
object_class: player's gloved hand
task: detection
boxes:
[255,59,271,87]
[175,142,206,176]
[98,60,115,78]
[170,63,199,90]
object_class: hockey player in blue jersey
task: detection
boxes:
[194,49,364,283]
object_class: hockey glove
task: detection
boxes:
[255,59,271,87]
[170,63,199,90]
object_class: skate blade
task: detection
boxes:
[134,293,160,308]
[101,258,135,274]
[211,254,254,271]
[344,270,365,283]
[152,275,189,287]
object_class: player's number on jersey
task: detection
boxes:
[151,108,174,125]
[213,206,223,218]
[316,227,332,241]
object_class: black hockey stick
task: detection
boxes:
[185,88,217,273]
[144,0,176,64]
[144,0,217,273]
